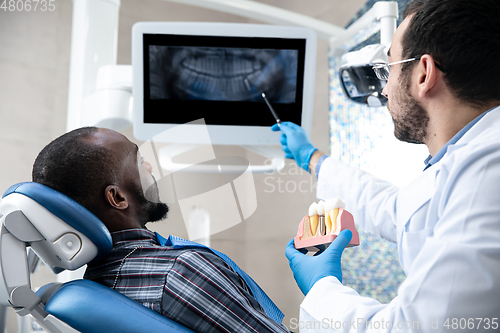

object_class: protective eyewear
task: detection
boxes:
[372,57,421,80]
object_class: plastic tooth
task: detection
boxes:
[325,198,344,235]
[325,210,332,234]
[308,202,319,235]
[327,208,339,234]
[309,215,318,235]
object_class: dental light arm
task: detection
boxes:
[330,1,398,52]
[162,0,344,41]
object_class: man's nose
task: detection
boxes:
[382,85,388,99]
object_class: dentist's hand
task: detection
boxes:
[271,122,317,172]
[285,229,352,295]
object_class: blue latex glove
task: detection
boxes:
[285,229,352,295]
[271,122,317,171]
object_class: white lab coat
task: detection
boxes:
[298,106,500,332]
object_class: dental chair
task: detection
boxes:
[0,182,195,333]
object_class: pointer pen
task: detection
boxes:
[261,92,281,128]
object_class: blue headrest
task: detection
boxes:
[2,182,112,263]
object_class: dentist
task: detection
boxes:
[275,0,500,331]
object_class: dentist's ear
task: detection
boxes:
[105,185,129,210]
[416,55,440,99]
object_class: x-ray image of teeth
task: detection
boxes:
[149,45,298,103]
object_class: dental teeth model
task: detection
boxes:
[308,202,319,235]
[294,198,359,252]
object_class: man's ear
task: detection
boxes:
[105,185,129,210]
[416,54,439,99]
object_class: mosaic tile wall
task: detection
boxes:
[329,0,411,304]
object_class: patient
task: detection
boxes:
[32,127,289,333]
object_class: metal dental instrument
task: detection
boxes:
[319,215,326,236]
[261,92,281,128]
[243,78,281,128]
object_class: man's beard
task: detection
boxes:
[134,178,169,226]
[388,68,429,144]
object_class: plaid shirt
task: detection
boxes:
[84,229,289,333]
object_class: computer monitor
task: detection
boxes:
[132,22,317,145]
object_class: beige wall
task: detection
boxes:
[0,0,365,331]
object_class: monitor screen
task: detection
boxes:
[133,23,316,145]
[144,34,305,126]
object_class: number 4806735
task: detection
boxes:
[0,0,56,11]
[443,318,498,330]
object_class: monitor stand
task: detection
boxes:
[158,144,285,173]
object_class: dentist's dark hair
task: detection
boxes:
[32,127,116,215]
[401,0,500,107]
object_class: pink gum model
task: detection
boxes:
[294,208,360,252]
